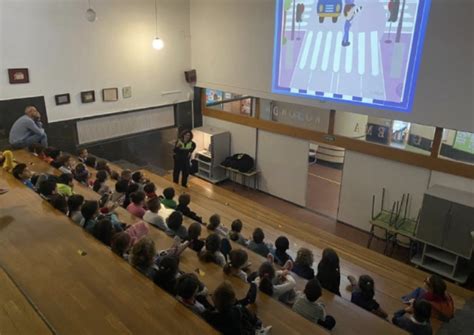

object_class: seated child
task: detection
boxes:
[143,182,158,200]
[44,147,61,164]
[153,255,181,295]
[161,187,177,209]
[67,194,85,225]
[166,211,188,240]
[77,148,88,163]
[38,179,57,201]
[55,155,74,174]
[393,299,433,335]
[73,163,89,184]
[248,228,271,258]
[93,218,114,246]
[176,273,209,315]
[125,221,150,246]
[272,236,293,266]
[110,179,129,206]
[81,200,100,233]
[143,198,168,231]
[401,274,454,321]
[207,214,228,237]
[292,248,315,280]
[228,219,248,246]
[251,261,296,305]
[203,281,272,335]
[316,248,341,296]
[348,275,388,319]
[132,171,148,191]
[56,173,74,197]
[123,183,139,208]
[292,278,336,330]
[126,191,147,219]
[223,249,249,281]
[110,170,120,181]
[96,160,112,175]
[187,222,205,253]
[111,232,132,260]
[176,193,203,224]
[51,194,68,214]
[12,163,35,189]
[199,233,226,266]
[93,170,110,196]
[84,156,96,169]
[129,237,157,279]
[120,169,132,183]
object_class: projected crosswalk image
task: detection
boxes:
[272,0,431,112]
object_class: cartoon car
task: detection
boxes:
[317,0,343,23]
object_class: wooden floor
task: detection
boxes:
[0,161,217,334]
[7,151,330,335]
[0,267,51,335]
[4,149,473,334]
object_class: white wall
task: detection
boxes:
[338,151,474,232]
[0,0,192,122]
[257,130,308,206]
[190,0,474,132]
[338,151,431,231]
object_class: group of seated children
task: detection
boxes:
[198,211,452,334]
[10,146,455,334]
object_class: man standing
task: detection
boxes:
[9,106,48,148]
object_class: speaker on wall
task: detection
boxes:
[184,70,197,84]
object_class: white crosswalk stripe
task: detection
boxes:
[321,31,333,72]
[295,30,383,78]
[358,32,366,75]
[310,31,323,70]
[299,31,313,70]
[333,31,343,73]
[370,31,380,76]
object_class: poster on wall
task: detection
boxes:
[272,0,432,112]
[206,89,223,104]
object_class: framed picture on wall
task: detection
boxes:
[81,90,95,103]
[102,88,119,102]
[8,68,29,84]
[122,86,132,99]
[55,93,71,106]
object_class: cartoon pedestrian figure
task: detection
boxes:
[342,2,362,47]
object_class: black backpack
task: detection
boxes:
[222,154,254,173]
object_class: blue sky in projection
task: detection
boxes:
[272,0,432,112]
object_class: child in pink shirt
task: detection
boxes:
[126,191,146,218]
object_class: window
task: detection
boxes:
[439,129,474,165]
[205,89,255,117]
[334,111,434,155]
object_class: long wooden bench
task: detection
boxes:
[0,169,216,334]
[143,171,471,332]
[51,152,407,335]
[0,267,52,335]
[12,150,330,335]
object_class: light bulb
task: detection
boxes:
[152,37,164,50]
[86,8,97,22]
